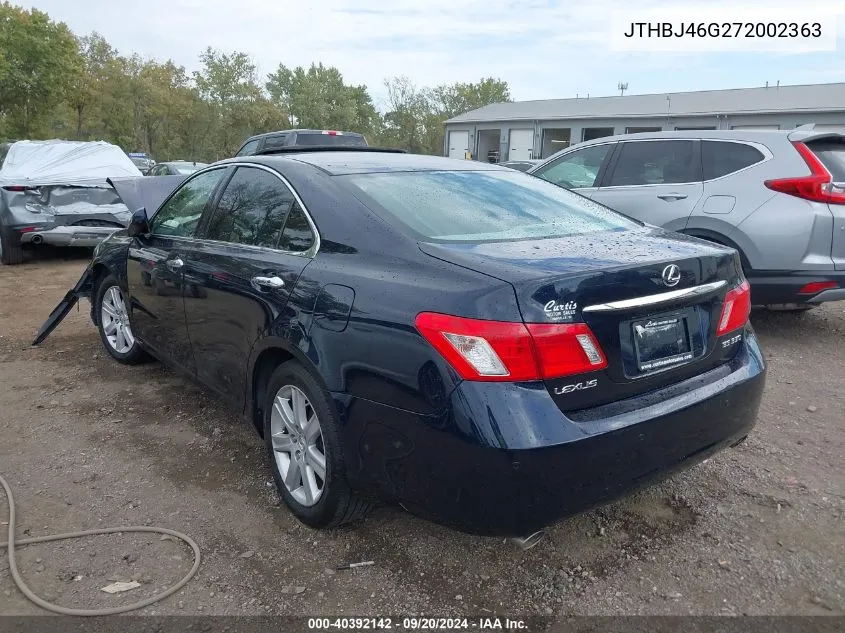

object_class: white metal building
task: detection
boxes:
[443,82,845,162]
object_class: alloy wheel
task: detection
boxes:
[270,385,326,506]
[100,286,135,354]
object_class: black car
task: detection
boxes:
[235,129,368,157]
[148,161,209,176]
[35,148,765,537]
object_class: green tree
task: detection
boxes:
[65,32,116,139]
[0,3,80,138]
[266,62,378,135]
[194,48,267,155]
[430,77,511,119]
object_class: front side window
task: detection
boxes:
[701,141,765,180]
[342,169,637,243]
[150,168,225,237]
[608,140,698,186]
[204,167,294,248]
[534,144,612,189]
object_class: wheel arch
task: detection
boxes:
[89,262,114,326]
[680,227,752,272]
[246,338,332,438]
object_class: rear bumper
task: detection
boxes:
[747,270,845,305]
[19,225,120,247]
[338,329,766,536]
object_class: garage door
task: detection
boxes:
[448,131,469,159]
[508,129,535,161]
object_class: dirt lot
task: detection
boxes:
[1,253,843,617]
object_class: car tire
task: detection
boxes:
[263,361,372,529]
[95,274,151,364]
[0,229,24,265]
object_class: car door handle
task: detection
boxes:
[252,275,285,289]
[166,258,184,271]
[657,193,688,201]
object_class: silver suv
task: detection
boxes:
[528,128,845,309]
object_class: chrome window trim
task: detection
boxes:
[582,280,727,313]
[151,161,321,259]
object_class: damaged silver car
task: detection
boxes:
[0,140,143,265]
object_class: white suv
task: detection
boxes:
[529,127,845,309]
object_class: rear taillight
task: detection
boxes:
[717,280,751,336]
[764,142,845,205]
[415,312,607,382]
[798,280,838,295]
[2,185,37,192]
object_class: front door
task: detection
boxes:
[181,165,316,407]
[127,167,229,373]
[591,140,703,232]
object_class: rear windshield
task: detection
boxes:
[808,139,845,181]
[295,133,367,147]
[341,170,638,242]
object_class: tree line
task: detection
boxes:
[0,3,511,162]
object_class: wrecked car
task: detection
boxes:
[0,140,142,265]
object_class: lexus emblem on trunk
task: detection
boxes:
[662,264,681,287]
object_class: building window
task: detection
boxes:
[625,126,662,134]
[675,126,716,131]
[582,127,615,142]
[541,128,571,158]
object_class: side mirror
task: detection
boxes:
[127,207,150,237]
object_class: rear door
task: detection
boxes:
[804,136,845,270]
[531,143,615,198]
[592,139,703,231]
[180,165,316,407]
[127,167,228,373]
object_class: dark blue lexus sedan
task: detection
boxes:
[35,148,765,537]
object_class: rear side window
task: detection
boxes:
[261,134,290,152]
[205,167,294,248]
[342,169,637,243]
[294,133,367,147]
[702,141,765,180]
[608,140,698,186]
[807,139,845,180]
[236,139,260,156]
[278,203,315,252]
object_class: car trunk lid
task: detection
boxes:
[419,227,745,410]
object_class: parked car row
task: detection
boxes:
[36,144,765,537]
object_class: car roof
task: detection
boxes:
[245,129,366,142]
[224,151,506,175]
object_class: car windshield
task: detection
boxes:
[295,133,367,147]
[174,163,206,175]
[341,169,638,242]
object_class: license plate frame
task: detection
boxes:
[632,314,694,373]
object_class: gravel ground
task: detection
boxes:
[1,253,843,617]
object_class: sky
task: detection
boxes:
[21,0,845,109]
